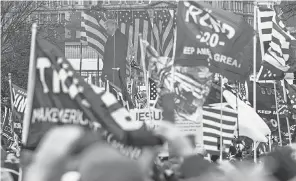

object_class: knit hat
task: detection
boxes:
[78,143,145,181]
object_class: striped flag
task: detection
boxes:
[284,81,296,116]
[81,11,108,58]
[80,13,87,44]
[117,10,157,77]
[131,11,156,64]
[202,105,237,155]
[154,10,175,57]
[257,7,295,80]
[257,6,275,56]
[148,78,158,107]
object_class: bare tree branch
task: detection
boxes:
[1,1,66,99]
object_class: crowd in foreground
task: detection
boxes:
[1,121,296,181]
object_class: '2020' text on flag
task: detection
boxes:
[175,1,254,81]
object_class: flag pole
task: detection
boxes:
[281,80,292,145]
[219,75,223,162]
[139,35,152,122]
[273,82,282,147]
[236,82,240,138]
[139,35,149,107]
[253,2,257,111]
[22,23,38,145]
[253,1,258,164]
[80,42,83,75]
[8,73,15,119]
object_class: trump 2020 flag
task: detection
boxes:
[23,36,161,149]
[175,1,254,81]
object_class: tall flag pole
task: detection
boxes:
[79,42,83,75]
[22,23,38,145]
[8,73,14,120]
[273,82,282,146]
[139,34,152,122]
[282,80,292,145]
[253,2,258,163]
[219,75,223,162]
[253,2,257,112]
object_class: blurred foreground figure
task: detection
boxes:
[23,124,296,181]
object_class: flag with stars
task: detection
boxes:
[154,10,176,57]
[117,11,155,63]
[149,78,158,107]
[257,6,296,80]
[117,10,158,73]
[24,37,162,149]
[284,81,296,116]
[81,10,107,58]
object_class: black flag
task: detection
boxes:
[24,37,162,149]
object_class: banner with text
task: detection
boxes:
[130,108,203,149]
[25,37,160,149]
[175,1,254,81]
[248,82,294,132]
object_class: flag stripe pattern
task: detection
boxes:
[202,105,237,155]
[154,10,175,57]
[257,7,275,55]
[81,11,108,58]
[149,78,158,107]
[257,6,295,80]
[285,81,296,115]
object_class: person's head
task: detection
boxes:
[105,19,118,36]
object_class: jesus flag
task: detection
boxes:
[175,1,254,81]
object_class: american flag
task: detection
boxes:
[202,105,237,155]
[284,81,296,115]
[117,11,158,63]
[154,10,175,57]
[81,11,108,58]
[224,82,251,106]
[148,78,158,107]
[275,82,290,117]
[257,6,274,55]
[257,6,295,80]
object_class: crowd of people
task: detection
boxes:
[1,121,296,181]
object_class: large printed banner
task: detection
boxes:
[130,108,203,148]
[248,82,294,132]
[175,1,254,81]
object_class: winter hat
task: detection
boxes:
[79,143,145,181]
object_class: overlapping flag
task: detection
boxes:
[202,105,237,155]
[175,1,254,81]
[23,36,162,149]
[257,6,296,80]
